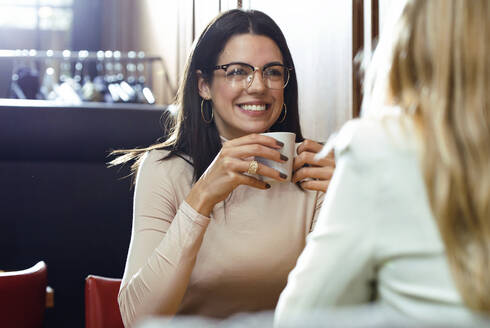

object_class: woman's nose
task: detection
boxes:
[246,70,267,93]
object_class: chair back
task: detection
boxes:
[0,261,47,328]
[85,275,124,328]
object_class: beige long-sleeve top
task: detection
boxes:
[118,148,324,327]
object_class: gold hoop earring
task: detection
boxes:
[201,99,213,124]
[278,103,287,123]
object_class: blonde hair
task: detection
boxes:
[364,0,490,312]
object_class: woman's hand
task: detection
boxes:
[292,139,335,192]
[186,134,288,216]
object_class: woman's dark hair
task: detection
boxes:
[110,9,303,183]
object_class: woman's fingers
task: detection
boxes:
[201,133,293,197]
[293,151,335,171]
[224,133,283,150]
[299,179,330,192]
[235,173,270,190]
[294,139,335,171]
[220,157,287,183]
[296,139,323,155]
[292,166,334,183]
[292,140,336,193]
[240,159,288,182]
[223,143,288,163]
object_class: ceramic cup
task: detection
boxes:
[255,132,296,183]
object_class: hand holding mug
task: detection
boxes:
[186,134,288,216]
[293,139,335,192]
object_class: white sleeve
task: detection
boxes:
[275,121,378,324]
[118,151,210,327]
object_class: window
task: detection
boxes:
[0,0,73,30]
[0,0,74,50]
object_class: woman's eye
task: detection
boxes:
[227,69,247,76]
[265,68,283,77]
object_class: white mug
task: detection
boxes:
[256,132,296,183]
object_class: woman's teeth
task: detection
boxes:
[240,104,267,111]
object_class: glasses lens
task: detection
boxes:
[224,64,253,87]
[264,65,288,89]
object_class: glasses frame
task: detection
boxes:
[213,61,293,90]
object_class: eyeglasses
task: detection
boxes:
[213,62,292,90]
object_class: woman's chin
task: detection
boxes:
[241,124,275,135]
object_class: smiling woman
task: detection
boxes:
[197,34,287,139]
[109,8,335,327]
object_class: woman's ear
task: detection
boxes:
[196,70,211,100]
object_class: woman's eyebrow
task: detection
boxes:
[218,61,284,68]
[263,61,284,68]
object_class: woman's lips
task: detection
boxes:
[237,103,269,116]
[239,104,267,111]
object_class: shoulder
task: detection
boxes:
[334,109,417,167]
[137,149,193,185]
[140,148,191,169]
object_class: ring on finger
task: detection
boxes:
[247,160,259,175]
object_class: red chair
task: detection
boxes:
[85,275,124,328]
[0,261,48,328]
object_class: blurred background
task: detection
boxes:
[0,0,406,138]
[0,1,404,327]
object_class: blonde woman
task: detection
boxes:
[275,0,489,326]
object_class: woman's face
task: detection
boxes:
[198,34,285,140]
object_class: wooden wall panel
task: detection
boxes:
[352,0,364,118]
[246,0,353,141]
